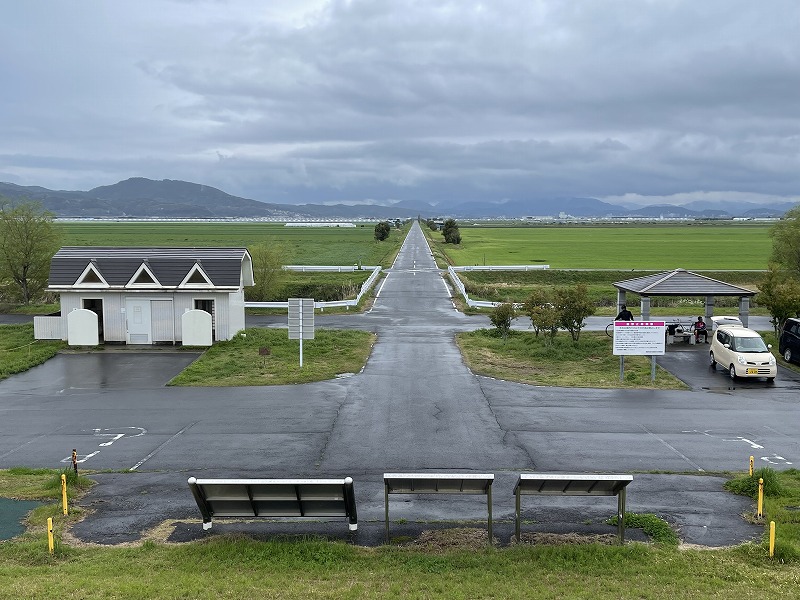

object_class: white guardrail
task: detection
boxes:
[245,266,382,311]
[447,265,549,309]
[451,265,550,272]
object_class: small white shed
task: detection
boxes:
[38,247,253,345]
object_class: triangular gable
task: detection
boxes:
[126,262,162,288]
[74,262,109,287]
[179,263,213,287]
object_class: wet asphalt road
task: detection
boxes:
[2,221,798,547]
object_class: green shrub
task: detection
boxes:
[725,467,784,498]
[607,513,679,546]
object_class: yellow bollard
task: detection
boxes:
[749,456,754,476]
[770,521,776,558]
[61,474,68,516]
[757,478,764,519]
[47,517,54,554]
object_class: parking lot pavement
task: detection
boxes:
[68,471,759,548]
[0,352,200,395]
[657,343,800,391]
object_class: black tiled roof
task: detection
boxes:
[49,247,249,288]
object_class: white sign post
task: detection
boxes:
[612,321,666,381]
[288,298,315,367]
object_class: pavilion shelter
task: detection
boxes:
[612,269,756,327]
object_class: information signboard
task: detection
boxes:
[613,321,666,356]
[288,298,315,368]
[288,298,315,340]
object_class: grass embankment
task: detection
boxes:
[726,468,800,562]
[169,327,376,386]
[0,324,64,381]
[2,468,800,599]
[457,330,687,389]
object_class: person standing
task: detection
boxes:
[615,304,634,320]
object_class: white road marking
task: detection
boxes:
[61,451,100,464]
[682,430,765,449]
[92,427,147,447]
[441,275,452,298]
[129,422,198,471]
[641,424,704,472]
[375,275,389,298]
[730,437,764,449]
[97,434,125,447]
[761,454,793,465]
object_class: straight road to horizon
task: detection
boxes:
[0,221,796,545]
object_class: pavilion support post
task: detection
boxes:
[705,296,715,320]
[617,290,627,315]
[640,296,650,320]
[739,297,750,328]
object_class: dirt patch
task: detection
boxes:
[402,529,621,551]
[405,528,496,551]
[513,532,618,546]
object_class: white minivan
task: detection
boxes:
[709,325,776,382]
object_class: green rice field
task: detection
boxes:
[434,223,772,270]
[56,222,406,267]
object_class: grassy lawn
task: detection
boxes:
[168,327,376,386]
[57,222,408,268]
[2,468,800,599]
[457,330,687,389]
[430,223,772,270]
[0,324,65,381]
[3,303,60,315]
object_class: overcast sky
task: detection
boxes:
[1,0,799,207]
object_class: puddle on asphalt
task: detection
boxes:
[0,498,43,540]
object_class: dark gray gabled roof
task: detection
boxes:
[613,269,756,297]
[49,247,251,288]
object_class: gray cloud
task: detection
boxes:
[1,0,798,206]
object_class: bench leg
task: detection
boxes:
[515,489,521,542]
[487,485,493,545]
[384,482,390,544]
[617,489,626,544]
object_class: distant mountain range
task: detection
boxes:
[0,178,795,219]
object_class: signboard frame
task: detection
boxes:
[612,321,666,356]
[612,320,666,382]
[288,298,315,367]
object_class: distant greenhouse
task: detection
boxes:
[284,222,356,228]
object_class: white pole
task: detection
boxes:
[299,312,304,368]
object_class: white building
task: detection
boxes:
[36,247,253,345]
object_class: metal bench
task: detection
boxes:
[383,473,494,543]
[187,476,358,531]
[513,473,633,543]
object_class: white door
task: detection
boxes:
[125,298,152,344]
